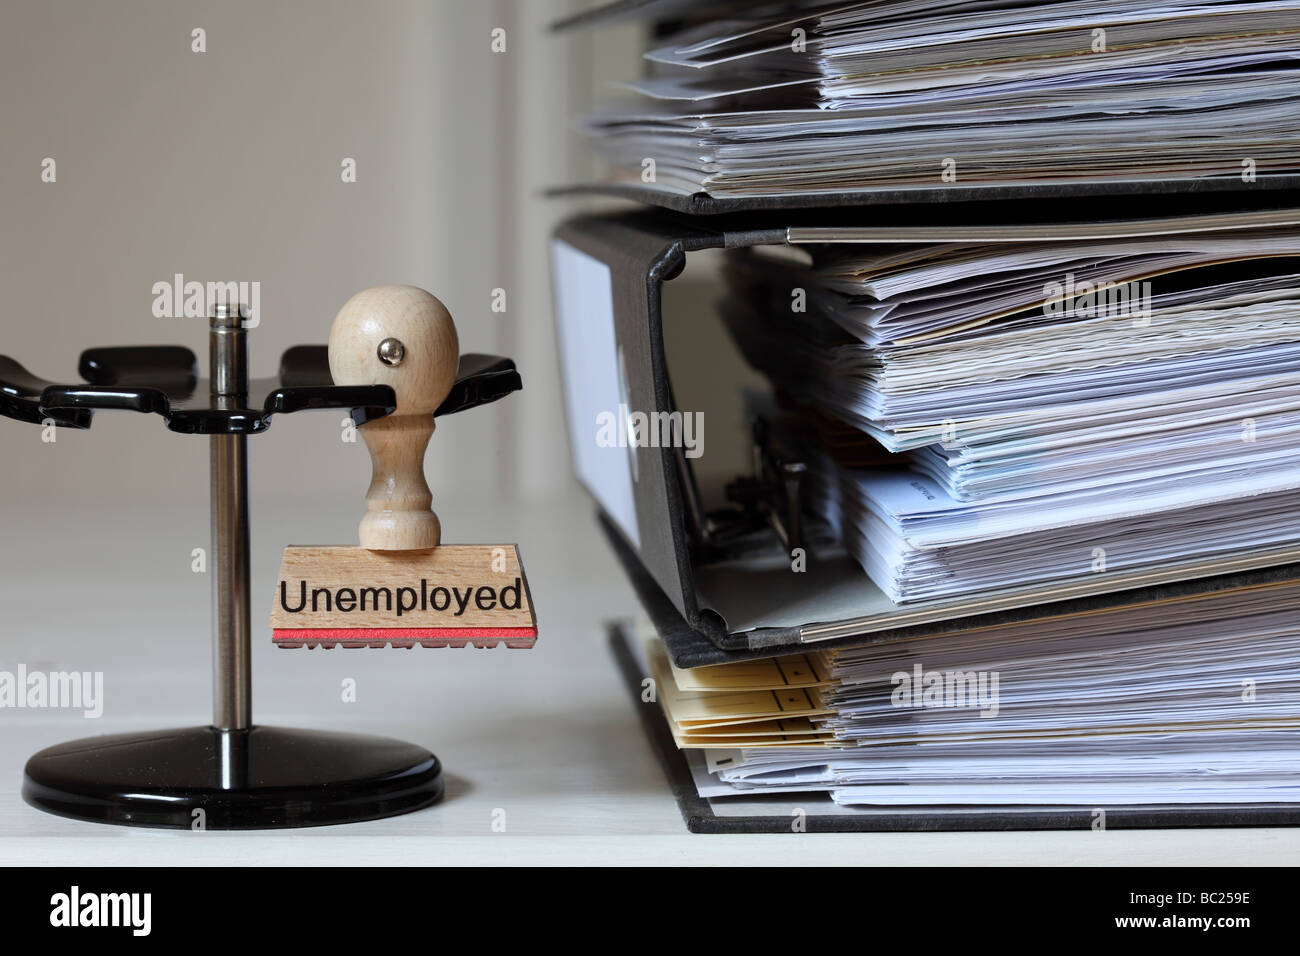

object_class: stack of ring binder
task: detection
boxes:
[548,0,1300,832]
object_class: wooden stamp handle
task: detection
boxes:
[359,414,439,549]
[328,286,459,551]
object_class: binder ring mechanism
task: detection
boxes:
[686,415,808,560]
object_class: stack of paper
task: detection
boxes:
[581,0,1300,196]
[649,640,838,748]
[723,230,1300,601]
[649,578,1300,806]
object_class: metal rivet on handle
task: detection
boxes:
[377,337,405,367]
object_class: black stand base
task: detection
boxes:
[22,725,443,829]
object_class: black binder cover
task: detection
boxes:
[550,177,1300,217]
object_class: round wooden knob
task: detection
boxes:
[328,285,459,550]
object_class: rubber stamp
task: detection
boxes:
[270,285,537,649]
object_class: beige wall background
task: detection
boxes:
[0,0,645,511]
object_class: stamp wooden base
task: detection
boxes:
[270,544,538,648]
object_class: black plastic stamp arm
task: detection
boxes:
[0,344,522,434]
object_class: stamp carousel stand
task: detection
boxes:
[0,303,521,828]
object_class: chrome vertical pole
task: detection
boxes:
[209,303,252,732]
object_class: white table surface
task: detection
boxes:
[0,490,1296,866]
